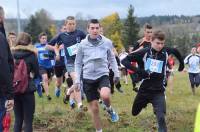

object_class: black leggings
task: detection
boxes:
[189,73,200,88]
[14,93,35,132]
[132,92,167,132]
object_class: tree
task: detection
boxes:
[100,13,123,51]
[110,31,123,52]
[24,9,55,43]
[122,5,139,49]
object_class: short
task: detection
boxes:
[65,63,75,73]
[39,66,54,79]
[54,65,66,78]
[83,75,111,102]
[189,73,200,88]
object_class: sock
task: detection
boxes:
[96,129,102,132]
[77,102,83,108]
[106,105,112,112]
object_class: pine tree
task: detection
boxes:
[122,5,139,49]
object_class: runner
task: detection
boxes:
[122,30,184,132]
[47,16,86,110]
[35,32,55,100]
[73,19,119,132]
[184,47,200,95]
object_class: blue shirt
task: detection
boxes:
[49,29,86,64]
[35,43,55,69]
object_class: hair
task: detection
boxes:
[16,32,32,46]
[38,32,47,39]
[0,6,4,17]
[152,30,165,41]
[144,23,152,30]
[8,32,16,36]
[65,16,75,24]
[87,19,100,28]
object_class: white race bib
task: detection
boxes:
[39,53,48,60]
[145,58,163,73]
[67,43,79,56]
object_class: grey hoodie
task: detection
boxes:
[75,35,119,84]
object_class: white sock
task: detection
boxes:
[77,102,83,108]
[96,129,102,132]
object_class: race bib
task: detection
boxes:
[145,58,163,73]
[67,43,79,56]
[39,53,48,60]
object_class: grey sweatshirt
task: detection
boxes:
[75,35,119,84]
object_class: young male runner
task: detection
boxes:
[73,19,119,132]
[122,30,184,132]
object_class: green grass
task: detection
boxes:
[13,72,199,132]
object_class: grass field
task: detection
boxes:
[27,71,199,132]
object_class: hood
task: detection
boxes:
[12,44,37,59]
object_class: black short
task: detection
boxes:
[39,66,54,78]
[83,75,111,102]
[54,65,66,78]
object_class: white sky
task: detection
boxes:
[0,0,199,19]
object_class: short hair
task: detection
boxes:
[8,32,16,36]
[65,16,75,24]
[152,30,165,41]
[87,19,100,28]
[38,32,47,39]
[0,6,4,17]
[144,23,152,30]
[16,32,32,46]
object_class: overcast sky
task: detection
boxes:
[0,0,199,20]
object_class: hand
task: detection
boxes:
[5,100,14,111]
[178,64,184,72]
[113,77,120,84]
[59,44,64,50]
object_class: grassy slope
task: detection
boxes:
[32,72,199,132]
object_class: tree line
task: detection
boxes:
[4,5,200,56]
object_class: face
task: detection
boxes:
[39,35,47,44]
[65,19,76,32]
[87,23,100,39]
[8,34,17,42]
[144,28,153,40]
[151,38,165,52]
[191,48,196,55]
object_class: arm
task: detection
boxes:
[165,47,184,71]
[0,34,14,100]
[30,54,40,79]
[75,45,83,84]
[121,48,147,72]
[108,48,119,78]
[184,54,191,64]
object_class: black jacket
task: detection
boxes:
[0,32,14,99]
[12,45,40,93]
[122,47,184,93]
